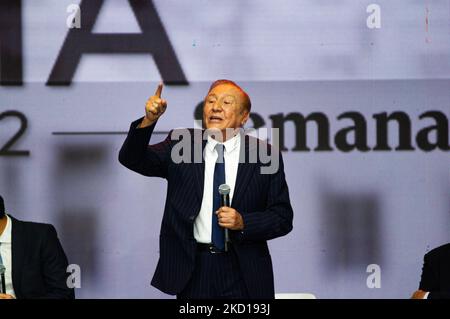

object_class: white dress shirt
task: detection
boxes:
[0,215,16,297]
[194,133,241,243]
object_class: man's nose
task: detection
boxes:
[212,101,222,111]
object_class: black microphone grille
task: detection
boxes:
[218,184,230,195]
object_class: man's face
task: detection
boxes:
[203,84,249,134]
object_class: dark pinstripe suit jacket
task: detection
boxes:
[119,118,293,298]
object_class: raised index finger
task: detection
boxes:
[154,82,163,97]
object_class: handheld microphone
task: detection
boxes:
[0,264,6,294]
[218,184,231,252]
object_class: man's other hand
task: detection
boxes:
[411,290,428,299]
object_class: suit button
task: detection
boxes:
[189,215,195,221]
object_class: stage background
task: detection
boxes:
[0,0,449,298]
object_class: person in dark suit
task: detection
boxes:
[0,195,74,299]
[119,80,293,299]
[411,243,450,299]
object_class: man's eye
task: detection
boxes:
[208,99,215,103]
[224,101,231,105]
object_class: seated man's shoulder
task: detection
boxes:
[13,217,56,235]
[426,243,450,259]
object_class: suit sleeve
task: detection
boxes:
[40,225,74,299]
[118,118,172,178]
[235,152,293,242]
[419,251,443,299]
[420,250,450,299]
[419,252,438,292]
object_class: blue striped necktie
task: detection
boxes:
[211,143,225,250]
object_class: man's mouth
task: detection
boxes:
[209,116,223,122]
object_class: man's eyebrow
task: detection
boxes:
[207,93,217,98]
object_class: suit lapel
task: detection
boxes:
[231,135,257,208]
[10,216,25,298]
[193,162,205,203]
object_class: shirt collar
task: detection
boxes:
[206,131,241,154]
[0,215,12,244]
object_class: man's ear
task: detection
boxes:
[241,111,250,126]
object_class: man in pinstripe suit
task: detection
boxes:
[119,80,293,299]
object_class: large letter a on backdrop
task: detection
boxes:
[47,0,187,85]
